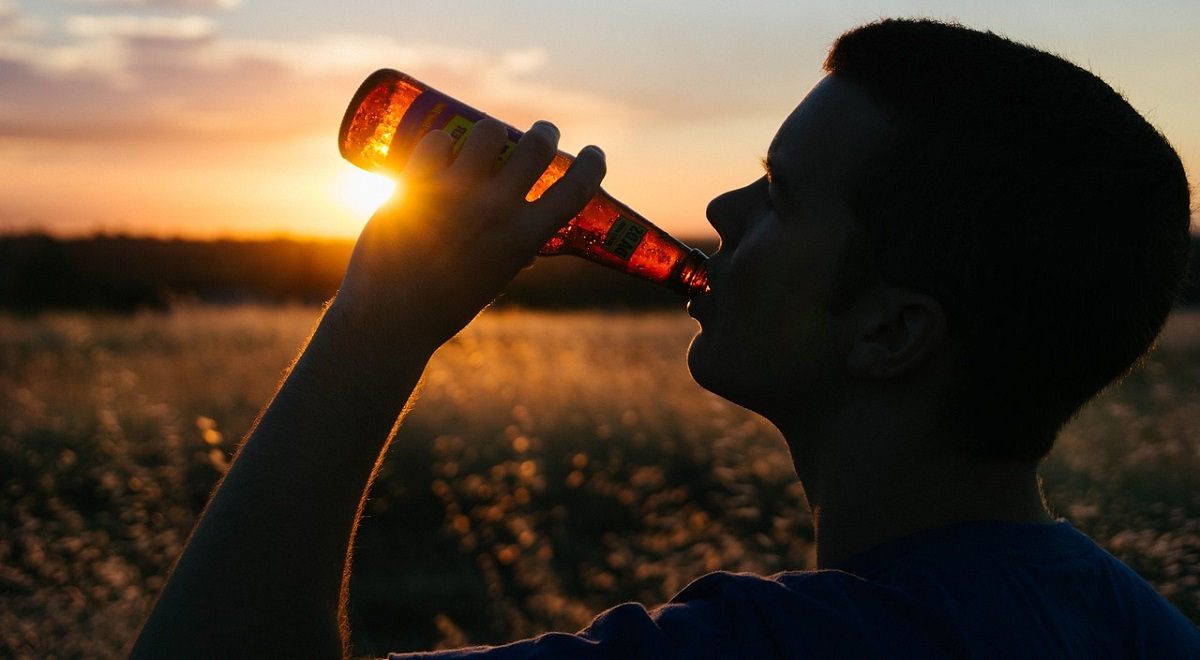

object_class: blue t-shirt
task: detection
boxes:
[390,521,1199,659]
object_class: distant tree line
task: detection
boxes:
[1,233,1197,313]
[0,233,725,312]
[0,234,351,312]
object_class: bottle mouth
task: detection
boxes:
[676,248,710,297]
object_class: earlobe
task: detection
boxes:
[846,342,890,377]
[846,289,947,379]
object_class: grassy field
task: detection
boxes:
[1,305,1197,657]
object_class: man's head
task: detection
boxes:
[690,19,1192,463]
[688,76,891,429]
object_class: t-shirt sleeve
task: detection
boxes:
[387,602,672,660]
[386,572,791,660]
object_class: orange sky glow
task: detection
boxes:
[1,1,1197,241]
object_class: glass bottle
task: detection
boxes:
[339,69,709,297]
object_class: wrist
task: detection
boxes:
[301,298,437,404]
[323,293,441,356]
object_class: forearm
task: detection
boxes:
[132,302,432,658]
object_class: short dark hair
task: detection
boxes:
[824,19,1192,461]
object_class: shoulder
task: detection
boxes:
[834,520,1200,657]
[667,569,874,615]
[389,524,1200,659]
[388,571,879,660]
[653,570,900,655]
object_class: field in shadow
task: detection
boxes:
[0,306,1197,657]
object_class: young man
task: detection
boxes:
[133,19,1198,659]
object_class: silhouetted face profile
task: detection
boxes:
[687,76,889,424]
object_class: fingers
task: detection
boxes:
[402,117,605,247]
[453,118,510,178]
[495,121,560,196]
[403,129,455,179]
[531,145,606,232]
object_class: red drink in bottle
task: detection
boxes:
[340,69,708,296]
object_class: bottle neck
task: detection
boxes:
[673,248,709,297]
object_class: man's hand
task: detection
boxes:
[331,118,606,354]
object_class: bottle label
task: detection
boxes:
[603,216,648,260]
[395,90,517,166]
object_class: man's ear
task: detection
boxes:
[846,286,948,379]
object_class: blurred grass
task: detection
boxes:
[0,305,1196,658]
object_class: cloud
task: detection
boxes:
[0,16,637,147]
[65,14,216,41]
[66,0,241,9]
[0,1,14,30]
[0,0,42,38]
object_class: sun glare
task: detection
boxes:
[333,166,400,218]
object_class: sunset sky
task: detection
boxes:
[1,0,1197,240]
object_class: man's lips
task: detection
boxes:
[687,292,712,321]
[687,261,717,320]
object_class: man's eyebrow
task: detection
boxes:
[761,153,791,200]
[760,155,773,182]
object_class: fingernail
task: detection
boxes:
[532,120,559,137]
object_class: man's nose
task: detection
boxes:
[705,179,760,245]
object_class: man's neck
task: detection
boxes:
[802,449,1052,568]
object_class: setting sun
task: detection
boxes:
[332,166,399,218]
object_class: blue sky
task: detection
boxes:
[1,0,1197,238]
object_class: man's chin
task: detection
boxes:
[685,334,714,388]
[686,334,736,400]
